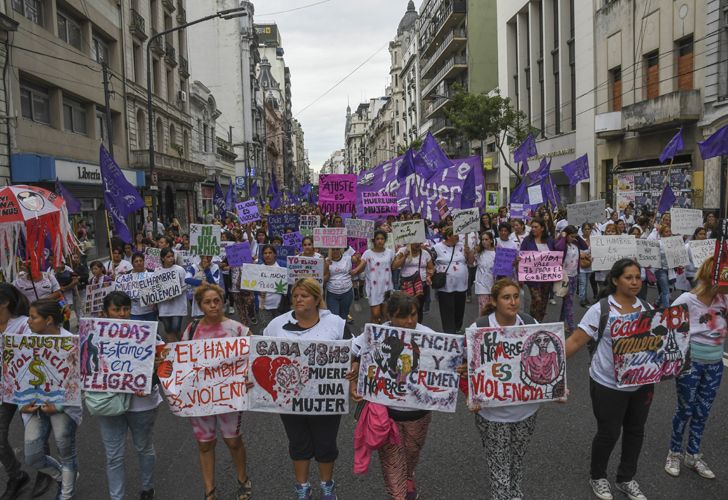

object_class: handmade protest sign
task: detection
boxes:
[466,322,567,407]
[283,231,304,252]
[356,324,465,412]
[314,228,348,248]
[670,208,703,235]
[689,239,716,268]
[78,318,157,394]
[299,215,320,236]
[83,281,114,316]
[518,251,564,281]
[485,191,499,213]
[175,249,193,268]
[239,264,289,294]
[662,236,690,268]
[137,268,183,306]
[249,337,350,414]
[257,245,296,267]
[1,334,80,406]
[319,174,356,214]
[510,203,529,220]
[609,305,690,388]
[114,273,140,299]
[286,256,324,285]
[219,241,235,259]
[144,247,161,270]
[361,192,398,220]
[189,224,222,257]
[567,200,606,226]
[452,208,480,235]
[590,235,636,271]
[236,199,261,224]
[157,337,250,416]
[494,247,518,277]
[635,239,661,268]
[527,185,543,205]
[392,220,426,245]
[268,214,300,236]
[225,242,253,267]
[345,218,375,240]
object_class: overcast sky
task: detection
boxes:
[251,0,421,173]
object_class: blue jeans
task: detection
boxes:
[392,269,401,290]
[25,412,77,500]
[159,315,184,340]
[577,272,591,303]
[98,408,158,500]
[655,269,671,307]
[327,289,354,321]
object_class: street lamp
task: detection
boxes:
[146,6,248,236]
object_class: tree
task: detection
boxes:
[396,137,424,156]
[444,85,535,182]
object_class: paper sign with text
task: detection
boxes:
[283,231,304,252]
[635,239,661,268]
[190,224,222,257]
[114,273,140,299]
[144,247,161,270]
[527,185,543,205]
[299,215,320,236]
[83,281,114,316]
[392,220,426,245]
[452,208,480,234]
[567,200,606,226]
[361,192,398,220]
[689,239,716,268]
[236,199,261,224]
[345,218,375,240]
[319,174,356,214]
[313,228,348,248]
[662,236,690,268]
[670,208,704,235]
[239,264,289,294]
[268,214,300,236]
[494,247,518,277]
[286,256,324,285]
[518,251,564,281]
[137,268,184,306]
[590,235,636,271]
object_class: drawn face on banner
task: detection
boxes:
[520,330,564,389]
[17,191,45,211]
[374,336,416,384]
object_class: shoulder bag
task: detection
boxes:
[431,245,455,290]
[400,252,424,297]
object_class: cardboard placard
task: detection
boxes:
[567,200,606,226]
[286,256,324,285]
[662,236,690,268]
[635,239,661,268]
[670,208,703,235]
[239,264,289,293]
[299,215,320,236]
[83,280,114,316]
[361,192,398,220]
[345,218,375,240]
[137,268,184,306]
[144,247,162,270]
[225,242,253,267]
[236,199,261,224]
[313,228,348,248]
[517,251,564,282]
[318,174,356,214]
[590,235,636,271]
[452,208,480,234]
[282,231,304,252]
[392,220,426,245]
[493,247,518,277]
[189,224,222,257]
[268,214,300,236]
[688,239,716,268]
[527,185,543,205]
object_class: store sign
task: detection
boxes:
[55,160,139,187]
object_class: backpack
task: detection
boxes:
[475,313,537,327]
[586,297,651,358]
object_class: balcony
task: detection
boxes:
[164,44,177,67]
[594,111,624,138]
[176,6,186,24]
[129,9,147,41]
[131,150,206,181]
[178,55,189,78]
[421,56,467,97]
[420,0,466,57]
[622,89,701,132]
[150,31,165,55]
[424,91,455,119]
[420,28,466,79]
[430,117,455,137]
[161,0,175,12]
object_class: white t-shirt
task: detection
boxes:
[433,242,469,293]
[12,272,61,304]
[474,250,495,295]
[263,309,346,340]
[261,262,283,310]
[327,256,353,295]
[555,219,569,233]
[2,316,30,335]
[497,237,519,250]
[104,260,133,278]
[157,265,188,317]
[397,248,431,281]
[563,244,579,278]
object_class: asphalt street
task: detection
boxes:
[5,287,727,500]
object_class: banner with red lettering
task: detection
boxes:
[517,251,564,281]
[609,305,690,388]
[318,174,356,215]
[157,337,251,416]
[465,323,567,407]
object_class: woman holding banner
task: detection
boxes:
[649,224,676,308]
[262,278,347,500]
[353,230,395,324]
[259,245,285,325]
[324,247,355,321]
[554,225,588,334]
[432,226,473,334]
[105,247,133,278]
[185,256,222,318]
[473,232,496,314]
[157,248,188,341]
[664,257,727,480]
[392,242,433,323]
[301,236,323,259]
[519,218,555,322]
[565,259,653,500]
[128,253,157,322]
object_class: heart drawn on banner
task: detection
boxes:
[252,356,292,401]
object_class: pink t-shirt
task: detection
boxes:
[183,318,249,341]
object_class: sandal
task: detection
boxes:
[237,478,253,500]
[204,487,216,500]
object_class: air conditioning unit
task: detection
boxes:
[178,90,187,102]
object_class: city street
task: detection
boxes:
[5,288,727,500]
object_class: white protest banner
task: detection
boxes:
[249,337,351,414]
[662,236,689,268]
[189,224,222,257]
[236,199,261,224]
[670,208,704,235]
[158,337,250,416]
[567,200,606,226]
[83,281,114,316]
[299,215,320,237]
[527,185,543,205]
[466,322,567,407]
[137,268,184,306]
[114,273,140,299]
[688,239,716,268]
[313,227,348,248]
[356,323,465,412]
[517,251,564,281]
[2,334,80,406]
[239,264,289,294]
[78,318,157,394]
[452,208,480,234]
[590,235,636,271]
[635,239,661,268]
[392,220,426,245]
[175,249,194,268]
[144,247,161,270]
[286,256,324,285]
[344,218,375,240]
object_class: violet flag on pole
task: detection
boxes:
[513,134,537,164]
[250,179,259,199]
[55,178,81,214]
[213,181,226,220]
[99,144,144,243]
[519,160,529,176]
[397,148,416,180]
[269,171,279,196]
[415,132,451,180]
[659,128,684,164]
[698,124,728,160]
[563,154,590,185]
[657,184,677,214]
[510,179,528,204]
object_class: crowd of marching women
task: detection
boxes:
[0,198,725,500]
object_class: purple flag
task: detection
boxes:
[530,157,552,184]
[250,179,259,198]
[270,193,281,210]
[269,171,279,195]
[460,166,478,209]
[99,144,143,243]
[213,181,226,220]
[397,149,416,180]
[519,160,529,176]
[510,180,528,204]
[563,154,590,185]
[55,178,81,214]
[543,174,561,207]
[698,124,728,160]
[415,132,451,180]
[225,181,235,212]
[513,134,537,164]
[659,128,684,164]
[657,184,677,214]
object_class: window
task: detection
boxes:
[92,35,110,64]
[57,11,82,50]
[166,68,174,102]
[203,123,209,152]
[676,36,694,91]
[96,107,109,144]
[63,97,87,135]
[12,0,43,25]
[132,43,142,84]
[152,58,161,96]
[644,50,659,100]
[610,66,622,111]
[720,0,728,97]
[20,81,50,124]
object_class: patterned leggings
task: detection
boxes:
[669,360,724,455]
[232,291,255,327]
[379,413,432,500]
[475,412,537,500]
[528,284,550,322]
[559,276,577,333]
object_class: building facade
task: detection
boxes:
[322,149,346,175]
[344,102,370,173]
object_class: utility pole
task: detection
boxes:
[101,62,114,159]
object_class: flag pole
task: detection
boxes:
[104,209,115,260]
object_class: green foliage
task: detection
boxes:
[396,137,424,156]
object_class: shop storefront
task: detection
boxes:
[614,161,694,213]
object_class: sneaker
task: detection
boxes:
[237,478,253,500]
[140,489,155,500]
[664,450,682,477]
[549,298,556,304]
[684,453,715,479]
[615,480,647,500]
[0,470,30,500]
[32,472,54,498]
[589,478,613,500]
[294,482,312,500]
[320,480,337,500]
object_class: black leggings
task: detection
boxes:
[437,290,466,333]
[280,414,341,462]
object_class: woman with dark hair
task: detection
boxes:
[352,230,395,324]
[349,292,434,500]
[578,222,598,307]
[324,247,356,321]
[185,255,221,318]
[133,232,147,253]
[554,225,588,334]
[649,224,677,308]
[479,213,493,233]
[300,236,322,258]
[105,247,133,278]
[519,218,555,321]
[259,245,285,325]
[432,226,474,333]
[129,253,157,322]
[392,242,433,323]
[565,259,653,500]
[685,227,707,287]
[157,248,187,342]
